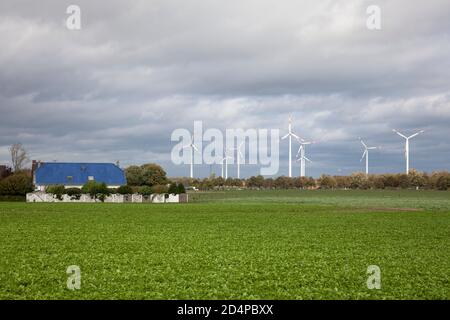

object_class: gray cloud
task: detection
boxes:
[0,0,449,177]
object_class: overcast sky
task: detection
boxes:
[1,0,449,177]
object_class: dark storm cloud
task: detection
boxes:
[0,0,449,176]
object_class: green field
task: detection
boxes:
[0,190,449,299]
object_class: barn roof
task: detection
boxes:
[35,162,126,186]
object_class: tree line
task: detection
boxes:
[171,170,450,191]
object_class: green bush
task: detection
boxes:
[138,186,152,196]
[81,181,110,201]
[318,175,337,189]
[151,184,168,194]
[0,174,33,196]
[65,187,82,200]
[116,185,133,195]
[177,183,186,194]
[436,175,450,191]
[0,195,26,202]
[168,183,178,194]
[108,188,118,194]
[46,185,66,200]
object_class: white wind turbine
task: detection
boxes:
[281,116,300,177]
[229,142,244,179]
[359,138,377,176]
[295,138,314,177]
[221,153,233,179]
[392,129,425,174]
[182,135,199,178]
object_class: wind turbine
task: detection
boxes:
[182,135,199,178]
[392,129,424,174]
[229,142,244,179]
[359,138,377,176]
[281,116,300,177]
[221,154,232,179]
[296,138,314,177]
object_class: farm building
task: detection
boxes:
[32,161,126,191]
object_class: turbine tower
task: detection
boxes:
[296,138,314,177]
[229,142,244,179]
[359,138,377,176]
[221,154,232,179]
[281,116,299,177]
[392,129,424,174]
[182,135,199,178]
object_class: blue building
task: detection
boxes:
[32,161,126,191]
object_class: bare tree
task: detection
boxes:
[10,143,29,172]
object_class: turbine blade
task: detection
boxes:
[408,130,425,139]
[192,144,199,152]
[281,133,289,140]
[393,129,408,139]
[359,138,367,148]
[296,145,303,157]
[304,156,312,163]
[360,150,367,162]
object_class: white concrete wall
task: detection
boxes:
[166,194,179,203]
[26,192,186,203]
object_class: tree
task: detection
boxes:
[335,176,352,189]
[141,164,168,186]
[0,173,33,196]
[350,172,369,189]
[46,185,66,200]
[177,183,186,194]
[318,175,337,189]
[408,169,426,189]
[397,174,410,189]
[274,176,293,189]
[168,183,178,194]
[116,185,133,195]
[213,176,225,187]
[125,163,168,186]
[81,181,110,201]
[138,186,153,196]
[125,166,143,186]
[436,173,450,191]
[151,184,168,194]
[10,143,28,172]
[247,175,265,188]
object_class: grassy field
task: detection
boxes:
[0,189,449,299]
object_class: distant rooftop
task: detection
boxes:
[34,162,126,186]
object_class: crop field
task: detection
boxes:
[0,189,449,300]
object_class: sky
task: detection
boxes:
[0,0,449,178]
